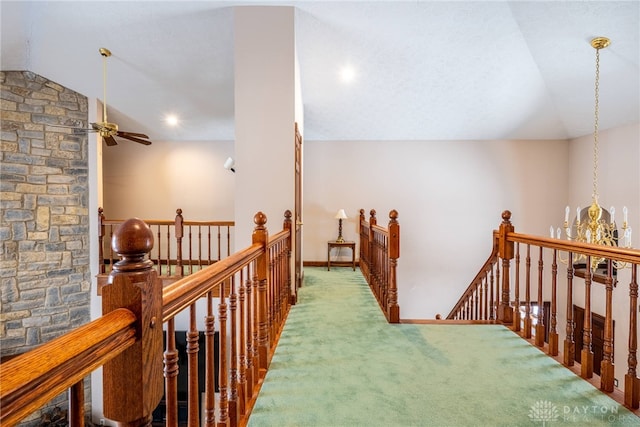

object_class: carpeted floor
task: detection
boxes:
[247,267,640,426]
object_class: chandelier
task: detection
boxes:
[552,37,632,270]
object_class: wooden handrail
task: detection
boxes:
[98,207,235,279]
[448,209,640,410]
[0,308,137,426]
[359,208,400,323]
[3,211,292,427]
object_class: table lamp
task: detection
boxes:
[335,209,347,242]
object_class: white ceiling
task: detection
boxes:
[1,1,638,142]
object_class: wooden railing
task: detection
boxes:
[98,207,234,278]
[1,211,292,427]
[448,210,640,410]
[359,209,400,323]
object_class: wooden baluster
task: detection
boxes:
[496,261,501,320]
[187,304,200,426]
[548,249,558,356]
[68,380,84,427]
[102,218,163,426]
[479,278,485,320]
[218,279,229,427]
[474,286,479,320]
[198,225,203,269]
[248,265,258,395]
[253,212,270,374]
[600,259,615,392]
[166,224,171,276]
[512,243,521,331]
[484,274,489,320]
[581,255,594,379]
[489,266,495,321]
[284,210,294,305]
[523,244,532,339]
[98,207,106,274]
[497,210,514,324]
[189,225,194,275]
[564,252,575,367]
[625,264,639,408]
[210,225,214,263]
[175,209,184,277]
[156,225,162,276]
[535,247,545,348]
[229,275,241,424]
[369,210,377,289]
[388,210,400,323]
[237,269,248,413]
[164,319,179,427]
[204,292,216,427]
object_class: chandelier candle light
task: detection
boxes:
[552,37,632,269]
[335,209,348,243]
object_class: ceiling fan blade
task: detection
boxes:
[103,135,118,146]
[116,132,152,146]
[118,131,150,139]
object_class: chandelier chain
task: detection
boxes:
[592,46,600,201]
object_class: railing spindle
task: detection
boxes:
[601,259,615,392]
[564,252,575,367]
[535,247,545,348]
[549,249,558,356]
[625,264,639,408]
[581,255,594,379]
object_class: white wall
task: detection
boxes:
[234,6,296,245]
[102,139,235,220]
[303,138,569,319]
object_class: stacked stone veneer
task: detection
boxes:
[0,71,91,421]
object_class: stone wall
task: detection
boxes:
[0,70,91,422]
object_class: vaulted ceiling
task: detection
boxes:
[1,1,638,142]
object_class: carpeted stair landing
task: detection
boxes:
[247,267,639,426]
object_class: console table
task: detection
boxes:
[327,241,356,271]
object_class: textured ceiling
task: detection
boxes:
[1,1,638,142]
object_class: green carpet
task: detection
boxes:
[247,267,639,426]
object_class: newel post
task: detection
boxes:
[388,210,400,323]
[252,212,270,375]
[497,210,514,324]
[101,218,164,426]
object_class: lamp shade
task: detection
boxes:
[335,209,347,219]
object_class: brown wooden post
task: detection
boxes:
[175,208,184,277]
[252,212,270,374]
[625,265,639,408]
[535,247,545,348]
[564,252,575,367]
[600,259,615,392]
[581,255,594,379]
[548,249,559,356]
[369,210,377,288]
[284,210,295,305]
[497,210,514,324]
[512,243,521,331]
[98,207,106,274]
[102,218,164,426]
[69,380,84,427]
[387,210,400,323]
[523,244,532,338]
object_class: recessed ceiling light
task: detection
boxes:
[165,114,179,127]
[339,65,356,84]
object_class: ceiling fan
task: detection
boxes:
[68,48,152,146]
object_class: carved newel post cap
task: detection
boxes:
[502,210,512,222]
[254,211,267,228]
[111,218,154,268]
